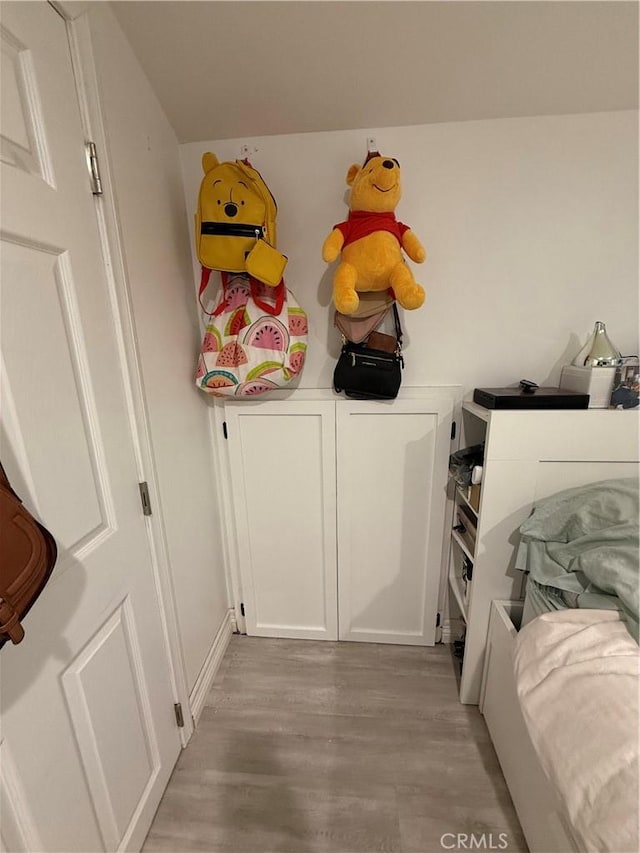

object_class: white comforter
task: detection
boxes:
[513,610,639,853]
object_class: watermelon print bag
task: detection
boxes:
[195,273,308,397]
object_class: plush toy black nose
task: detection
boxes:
[382,159,395,169]
[224,202,238,217]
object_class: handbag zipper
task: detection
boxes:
[350,351,402,367]
[200,222,264,238]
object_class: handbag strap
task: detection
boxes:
[198,266,214,314]
[208,271,285,319]
[392,302,403,351]
[250,276,285,316]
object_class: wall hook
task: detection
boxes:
[364,137,380,164]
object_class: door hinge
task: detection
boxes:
[222,421,228,439]
[85,141,103,195]
[139,481,152,516]
[450,421,457,441]
[240,602,245,617]
[174,703,185,728]
[436,612,441,628]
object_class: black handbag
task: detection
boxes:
[333,303,404,400]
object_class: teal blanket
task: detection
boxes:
[516,478,639,640]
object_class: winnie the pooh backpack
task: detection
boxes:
[195,152,287,288]
[194,153,307,398]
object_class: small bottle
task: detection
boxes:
[572,321,622,367]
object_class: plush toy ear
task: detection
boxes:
[202,152,219,174]
[346,164,361,186]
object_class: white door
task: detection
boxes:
[0,4,180,851]
[336,396,454,645]
[224,401,338,640]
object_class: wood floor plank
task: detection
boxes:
[144,636,527,853]
[145,768,400,853]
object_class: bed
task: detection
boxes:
[480,477,639,853]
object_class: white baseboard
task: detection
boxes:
[442,617,465,644]
[188,609,233,726]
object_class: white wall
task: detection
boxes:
[181,111,638,394]
[87,4,229,692]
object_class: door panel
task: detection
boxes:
[2,238,108,550]
[62,600,159,849]
[337,398,453,645]
[0,17,54,184]
[0,4,180,850]
[225,401,338,640]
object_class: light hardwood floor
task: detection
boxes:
[143,637,527,853]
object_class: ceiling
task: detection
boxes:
[111,1,639,144]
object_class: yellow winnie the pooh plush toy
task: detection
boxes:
[322,155,426,315]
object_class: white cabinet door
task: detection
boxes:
[224,401,338,640]
[0,4,180,851]
[336,396,453,645]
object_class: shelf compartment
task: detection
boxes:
[456,504,477,551]
[455,483,480,517]
[448,567,468,624]
[449,534,473,624]
[451,527,474,563]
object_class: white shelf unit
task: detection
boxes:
[449,402,639,705]
[447,406,484,641]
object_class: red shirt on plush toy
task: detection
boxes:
[322,156,426,315]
